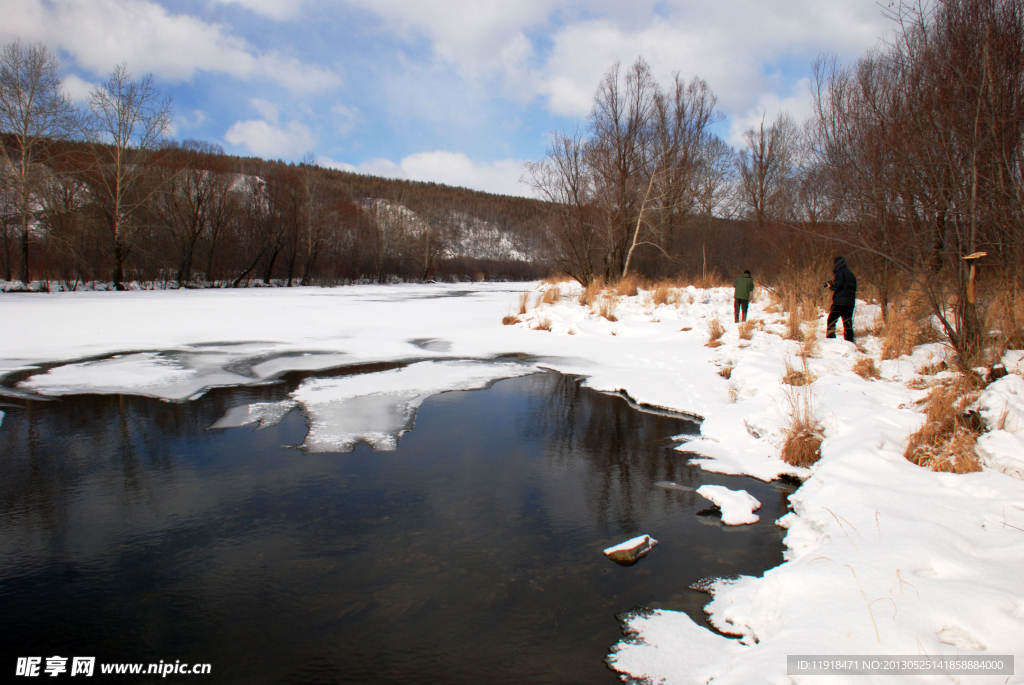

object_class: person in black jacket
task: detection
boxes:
[825,256,857,342]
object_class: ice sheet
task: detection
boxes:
[290,360,538,452]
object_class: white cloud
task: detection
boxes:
[339,0,887,122]
[250,98,281,123]
[322,151,531,197]
[62,74,97,103]
[727,78,816,146]
[224,119,316,158]
[330,104,360,137]
[209,0,306,20]
[0,0,339,93]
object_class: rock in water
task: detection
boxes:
[603,534,658,566]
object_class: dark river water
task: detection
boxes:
[0,369,793,684]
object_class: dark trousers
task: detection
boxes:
[734,298,749,323]
[826,304,855,342]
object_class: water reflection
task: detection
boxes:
[0,371,792,684]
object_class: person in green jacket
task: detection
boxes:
[733,270,754,323]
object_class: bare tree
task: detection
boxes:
[737,112,798,228]
[86,64,172,290]
[0,40,79,285]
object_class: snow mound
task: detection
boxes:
[290,360,537,452]
[606,608,746,684]
[696,485,762,525]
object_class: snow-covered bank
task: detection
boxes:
[2,282,1023,684]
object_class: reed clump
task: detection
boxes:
[518,291,531,315]
[578,278,604,307]
[904,378,982,473]
[597,293,619,322]
[615,275,642,298]
[533,316,553,332]
[539,286,562,306]
[705,315,726,348]
[780,388,824,467]
[738,319,757,340]
[782,357,817,386]
[852,356,880,380]
[502,314,520,326]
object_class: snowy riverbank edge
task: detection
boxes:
[2,282,1023,685]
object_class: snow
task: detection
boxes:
[2,281,1024,684]
[696,485,762,525]
[289,360,537,452]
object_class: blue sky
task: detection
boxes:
[5,0,891,197]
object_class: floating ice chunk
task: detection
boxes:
[210,400,297,430]
[696,485,761,525]
[291,360,537,453]
[603,534,658,566]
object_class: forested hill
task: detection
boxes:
[0,137,554,289]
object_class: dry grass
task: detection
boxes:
[718,365,734,380]
[991,285,1024,353]
[651,282,679,307]
[615,275,642,297]
[541,273,573,285]
[539,286,562,306]
[800,321,820,358]
[782,357,817,386]
[780,388,824,467]
[597,293,619,322]
[706,315,726,348]
[904,378,982,473]
[691,270,726,289]
[518,290,532,315]
[578,278,604,307]
[738,319,756,340]
[502,314,520,326]
[533,316,553,332]
[852,356,880,380]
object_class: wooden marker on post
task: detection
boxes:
[962,252,988,305]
